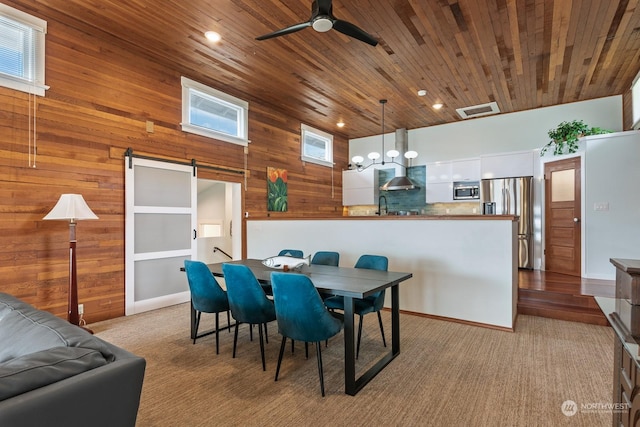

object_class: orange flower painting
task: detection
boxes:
[267,167,288,211]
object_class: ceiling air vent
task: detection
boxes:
[456,101,500,119]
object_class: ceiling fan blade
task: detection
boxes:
[256,22,312,41]
[316,0,333,15]
[332,19,378,46]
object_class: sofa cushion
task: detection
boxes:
[0,346,108,401]
[0,293,115,363]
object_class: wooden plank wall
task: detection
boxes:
[0,10,346,323]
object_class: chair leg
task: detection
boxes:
[356,314,364,360]
[249,324,253,341]
[232,322,239,358]
[377,311,387,347]
[193,311,202,344]
[227,311,231,332]
[305,342,309,359]
[275,336,287,381]
[264,322,269,344]
[258,323,266,371]
[215,312,220,355]
[291,339,295,354]
[315,342,326,397]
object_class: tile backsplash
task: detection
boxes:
[347,165,481,216]
[378,165,426,213]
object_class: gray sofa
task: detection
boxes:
[0,293,145,427]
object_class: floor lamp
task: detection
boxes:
[44,194,98,328]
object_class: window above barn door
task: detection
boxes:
[181,76,248,146]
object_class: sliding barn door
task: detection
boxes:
[125,157,197,314]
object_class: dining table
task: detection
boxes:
[207,258,413,396]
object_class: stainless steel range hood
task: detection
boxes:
[379,129,419,191]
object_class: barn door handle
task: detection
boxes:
[193,229,197,239]
[573,217,580,223]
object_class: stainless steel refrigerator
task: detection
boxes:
[480,176,533,269]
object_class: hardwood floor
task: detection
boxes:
[518,270,615,326]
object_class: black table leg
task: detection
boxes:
[344,283,401,396]
[343,296,356,394]
[392,283,400,353]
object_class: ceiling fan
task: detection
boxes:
[255,0,378,47]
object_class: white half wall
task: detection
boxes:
[247,218,518,329]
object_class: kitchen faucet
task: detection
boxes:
[377,195,388,216]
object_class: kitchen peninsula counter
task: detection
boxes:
[246,216,518,330]
[256,214,518,221]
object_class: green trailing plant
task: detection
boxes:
[540,120,611,156]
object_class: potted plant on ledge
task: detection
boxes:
[540,120,611,156]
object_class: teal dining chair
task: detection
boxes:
[222,263,277,371]
[271,272,343,397]
[324,254,389,359]
[183,260,230,354]
[311,251,340,267]
[278,249,303,258]
[311,251,340,301]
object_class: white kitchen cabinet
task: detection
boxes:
[480,150,534,179]
[451,158,480,181]
[426,162,452,183]
[426,182,453,203]
[342,168,378,205]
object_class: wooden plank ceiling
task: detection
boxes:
[21,0,640,138]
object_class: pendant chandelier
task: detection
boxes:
[350,99,418,172]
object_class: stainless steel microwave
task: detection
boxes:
[453,181,480,200]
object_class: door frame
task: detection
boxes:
[540,152,585,276]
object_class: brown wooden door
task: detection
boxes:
[544,157,581,276]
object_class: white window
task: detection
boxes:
[181,76,248,146]
[301,123,333,167]
[0,4,47,96]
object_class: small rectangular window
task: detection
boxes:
[181,76,248,146]
[301,124,333,167]
[0,4,48,96]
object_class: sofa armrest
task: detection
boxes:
[0,342,145,427]
[0,346,108,401]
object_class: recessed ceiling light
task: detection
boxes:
[433,103,443,110]
[417,90,427,97]
[205,31,221,42]
[337,121,345,128]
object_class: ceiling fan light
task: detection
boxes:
[312,17,333,32]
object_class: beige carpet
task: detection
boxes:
[93,304,614,427]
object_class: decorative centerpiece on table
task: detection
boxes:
[540,120,611,156]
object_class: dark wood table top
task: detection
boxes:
[207,259,413,299]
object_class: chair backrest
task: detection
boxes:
[354,254,388,271]
[222,263,275,324]
[278,249,304,258]
[271,272,342,342]
[311,251,340,266]
[184,260,228,313]
[354,255,389,311]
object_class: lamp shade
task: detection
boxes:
[43,194,98,221]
